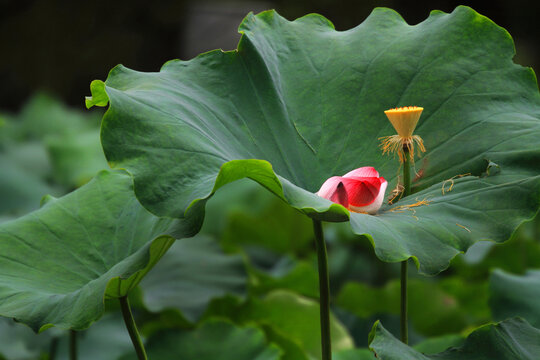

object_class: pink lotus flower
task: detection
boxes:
[316,167,388,214]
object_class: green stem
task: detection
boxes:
[403,150,411,197]
[313,219,332,360]
[120,295,148,360]
[49,336,59,360]
[400,260,408,344]
[69,330,77,360]
[400,147,411,344]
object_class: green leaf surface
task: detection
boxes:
[92,6,540,274]
[412,334,465,355]
[0,170,190,332]
[139,235,247,323]
[120,320,282,360]
[490,269,540,327]
[369,318,540,359]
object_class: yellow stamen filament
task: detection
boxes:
[441,173,472,194]
[388,197,431,220]
[379,134,426,163]
[388,183,405,205]
[456,223,471,233]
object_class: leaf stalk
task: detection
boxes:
[120,295,148,360]
[313,219,332,360]
[401,147,411,344]
[69,330,77,360]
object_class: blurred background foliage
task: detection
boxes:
[1,0,540,359]
[1,0,539,112]
[0,92,539,359]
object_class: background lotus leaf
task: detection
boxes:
[200,290,354,360]
[369,318,540,359]
[490,269,540,327]
[119,320,282,360]
[0,317,53,359]
[139,235,247,323]
[88,6,540,275]
[0,170,187,332]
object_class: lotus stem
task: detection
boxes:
[313,219,332,360]
[69,330,77,360]
[400,146,411,344]
[48,337,59,360]
[120,295,148,360]
[400,259,408,344]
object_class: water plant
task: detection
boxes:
[0,5,539,360]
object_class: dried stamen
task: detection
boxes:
[388,183,405,204]
[389,197,432,213]
[380,134,425,163]
[456,223,471,232]
[442,173,472,194]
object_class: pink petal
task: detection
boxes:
[343,166,379,178]
[349,179,388,214]
[341,177,383,207]
[316,176,349,208]
[329,182,349,208]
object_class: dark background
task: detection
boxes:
[1,0,539,111]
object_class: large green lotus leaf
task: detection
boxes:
[369,318,540,359]
[120,320,282,360]
[139,235,247,323]
[88,6,540,274]
[0,170,192,332]
[490,269,540,327]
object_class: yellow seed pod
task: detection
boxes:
[379,106,426,163]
